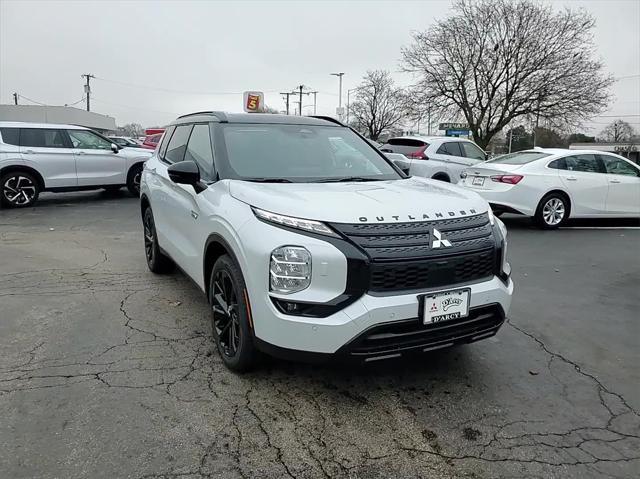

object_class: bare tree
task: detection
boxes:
[260,105,280,114]
[401,0,613,149]
[348,70,407,141]
[116,123,144,137]
[599,120,635,142]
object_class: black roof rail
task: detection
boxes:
[177,111,228,122]
[310,115,345,126]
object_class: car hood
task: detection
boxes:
[229,177,489,224]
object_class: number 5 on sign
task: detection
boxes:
[243,91,264,112]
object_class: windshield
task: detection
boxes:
[218,124,401,182]
[488,151,550,164]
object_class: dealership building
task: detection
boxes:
[0,105,116,134]
[569,141,639,164]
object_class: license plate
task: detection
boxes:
[472,176,485,186]
[422,288,471,324]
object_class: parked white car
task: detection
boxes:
[380,136,487,183]
[0,122,152,207]
[459,149,640,228]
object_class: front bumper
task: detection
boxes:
[252,275,513,361]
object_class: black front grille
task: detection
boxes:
[369,248,495,292]
[329,214,498,293]
[344,304,504,358]
[330,214,494,260]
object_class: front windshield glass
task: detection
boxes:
[488,151,550,164]
[218,124,401,182]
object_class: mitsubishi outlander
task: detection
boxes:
[139,112,513,371]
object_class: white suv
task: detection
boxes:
[140,112,513,371]
[0,121,152,207]
[380,136,487,183]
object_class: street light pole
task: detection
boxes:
[330,72,344,119]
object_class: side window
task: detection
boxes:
[20,129,68,148]
[548,158,567,170]
[158,126,175,159]
[184,124,215,181]
[165,125,193,163]
[0,128,20,146]
[600,155,640,177]
[437,142,463,156]
[67,130,112,150]
[564,154,605,174]
[460,142,486,161]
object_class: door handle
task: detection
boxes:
[566,176,577,181]
[610,179,621,183]
[190,210,199,220]
[77,151,86,155]
[24,149,34,154]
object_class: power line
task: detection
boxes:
[593,114,640,118]
[93,76,279,96]
[16,94,48,106]
[615,74,640,80]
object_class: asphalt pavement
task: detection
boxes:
[1,191,638,479]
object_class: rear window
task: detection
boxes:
[21,128,68,148]
[381,138,429,156]
[0,128,20,146]
[488,151,550,165]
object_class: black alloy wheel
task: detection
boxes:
[142,208,173,273]
[1,172,40,208]
[128,164,143,196]
[209,255,257,372]
[212,269,241,358]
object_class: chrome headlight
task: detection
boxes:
[253,207,338,237]
[270,246,311,294]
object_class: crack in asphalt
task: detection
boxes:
[2,250,638,478]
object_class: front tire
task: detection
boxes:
[209,255,257,372]
[143,208,174,273]
[535,193,570,229]
[1,171,40,208]
[127,164,143,196]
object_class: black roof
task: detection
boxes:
[172,111,341,127]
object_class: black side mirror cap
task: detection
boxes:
[168,161,207,193]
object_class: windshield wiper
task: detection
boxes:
[313,177,385,183]
[242,177,293,183]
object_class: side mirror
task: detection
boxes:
[111,143,119,153]
[167,161,206,193]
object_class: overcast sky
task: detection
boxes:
[1,0,638,134]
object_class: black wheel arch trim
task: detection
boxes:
[0,165,45,190]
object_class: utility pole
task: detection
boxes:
[310,91,318,115]
[280,92,293,115]
[330,73,344,119]
[296,85,305,116]
[81,73,95,111]
[13,92,18,105]
[427,107,432,135]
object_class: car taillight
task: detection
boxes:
[408,146,428,159]
[490,174,523,185]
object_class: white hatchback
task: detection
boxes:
[0,121,152,207]
[380,136,487,183]
[460,149,640,228]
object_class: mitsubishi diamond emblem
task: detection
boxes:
[432,228,451,248]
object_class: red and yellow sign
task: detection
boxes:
[243,91,264,112]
